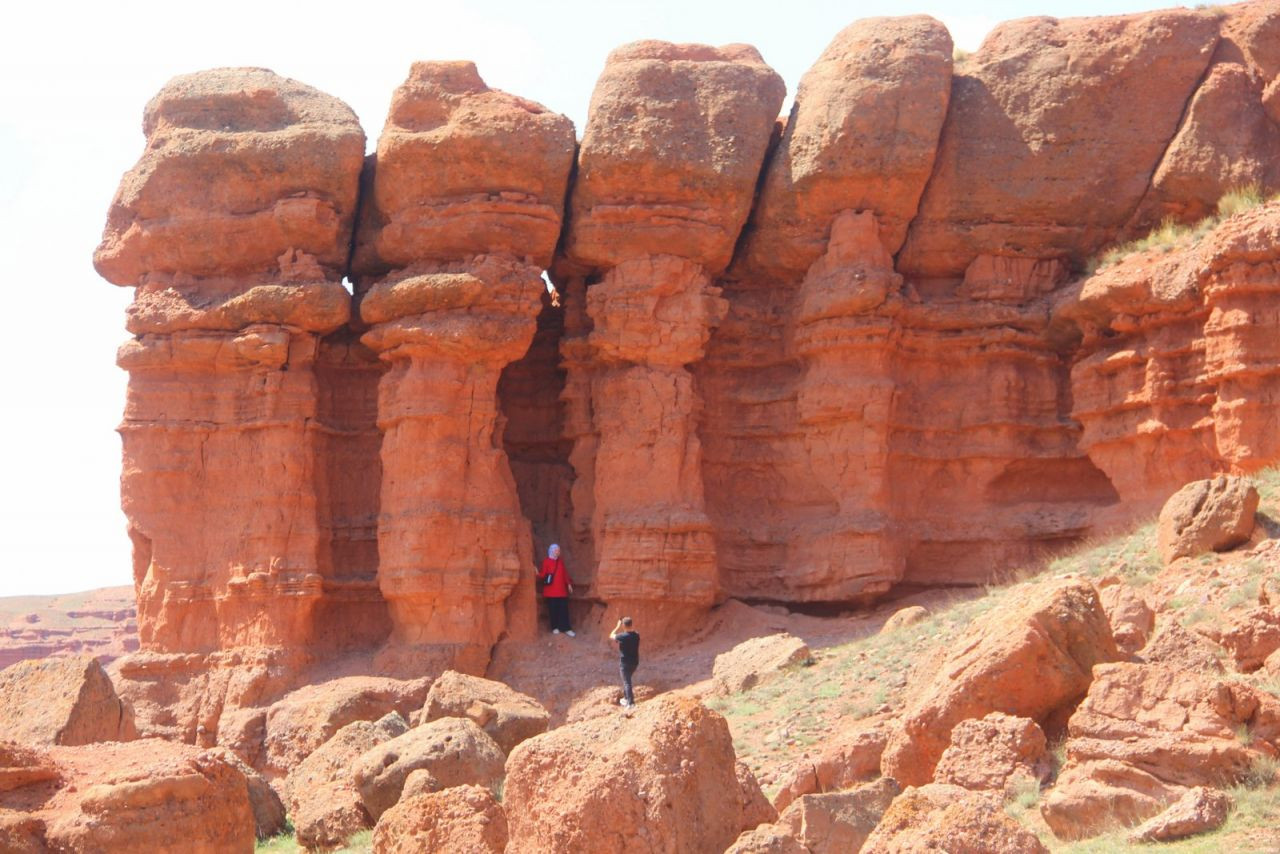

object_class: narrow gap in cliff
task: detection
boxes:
[497,289,573,567]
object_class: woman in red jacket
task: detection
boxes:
[540,543,575,637]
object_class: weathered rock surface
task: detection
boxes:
[352,716,505,821]
[881,580,1118,786]
[1220,606,1280,671]
[1064,203,1280,508]
[1042,661,1280,838]
[1141,620,1226,674]
[207,747,286,840]
[713,633,812,694]
[0,740,254,853]
[773,777,901,854]
[353,61,574,274]
[0,655,136,746]
[566,41,784,273]
[862,783,1048,853]
[898,9,1220,277]
[1098,580,1155,655]
[1158,476,1260,564]
[1127,785,1233,843]
[371,784,507,854]
[262,675,427,776]
[772,716,889,812]
[284,712,409,850]
[739,15,952,279]
[419,669,548,754]
[504,696,764,853]
[933,712,1049,793]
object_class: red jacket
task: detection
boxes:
[540,557,572,598]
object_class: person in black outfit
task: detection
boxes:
[610,617,640,707]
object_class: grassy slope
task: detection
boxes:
[710,467,1280,851]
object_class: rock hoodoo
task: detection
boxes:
[96,3,1280,684]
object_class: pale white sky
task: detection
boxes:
[0,0,1181,597]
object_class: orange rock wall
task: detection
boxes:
[97,3,1280,665]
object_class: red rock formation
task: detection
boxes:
[1062,201,1280,507]
[0,740,255,853]
[353,62,574,672]
[0,656,137,746]
[95,68,366,654]
[560,42,783,634]
[898,9,1221,278]
[93,6,1280,674]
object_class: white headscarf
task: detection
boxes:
[548,544,560,559]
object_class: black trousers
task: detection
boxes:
[620,661,638,705]
[547,597,571,632]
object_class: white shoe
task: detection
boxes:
[552,629,560,634]
[566,630,576,637]
[619,698,631,706]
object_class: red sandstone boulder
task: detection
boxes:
[1219,607,1280,672]
[933,712,1049,794]
[1158,476,1259,564]
[740,15,952,280]
[371,784,507,854]
[504,696,763,853]
[262,675,427,776]
[206,747,286,840]
[1141,620,1226,674]
[772,716,889,812]
[0,655,136,746]
[1063,662,1280,787]
[725,824,808,854]
[1127,785,1233,844]
[352,717,505,821]
[899,9,1220,277]
[419,669,548,754]
[1098,580,1155,655]
[880,606,929,634]
[772,777,900,854]
[565,41,785,273]
[284,712,409,850]
[737,759,777,829]
[880,580,1119,785]
[95,67,364,286]
[1041,758,1185,840]
[1042,661,1280,838]
[0,740,253,853]
[861,783,1048,853]
[353,61,575,274]
[564,684,660,723]
[713,633,812,694]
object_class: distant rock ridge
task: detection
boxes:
[93,2,1280,688]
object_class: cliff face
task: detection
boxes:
[97,2,1280,675]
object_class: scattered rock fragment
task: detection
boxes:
[1158,476,1259,564]
[713,633,812,694]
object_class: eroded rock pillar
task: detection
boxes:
[353,61,574,671]
[94,69,365,652]
[561,41,785,634]
[788,211,903,600]
[360,262,542,671]
[585,256,726,628]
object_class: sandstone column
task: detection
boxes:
[787,211,903,600]
[562,43,784,634]
[94,69,365,652]
[352,62,574,672]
